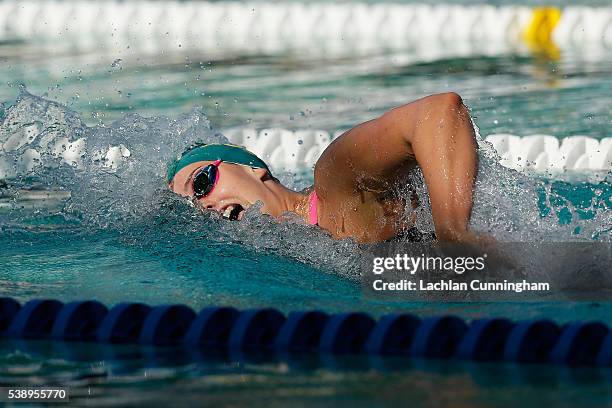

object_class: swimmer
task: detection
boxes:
[168,92,480,244]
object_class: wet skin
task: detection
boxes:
[170,92,479,244]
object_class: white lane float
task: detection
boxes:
[0,1,610,58]
[0,127,610,180]
[224,128,612,172]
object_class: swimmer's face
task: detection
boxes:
[169,161,276,220]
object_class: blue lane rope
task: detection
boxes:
[0,297,611,367]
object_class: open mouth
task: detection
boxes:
[222,204,245,221]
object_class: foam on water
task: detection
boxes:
[469,140,610,242]
[0,90,610,284]
[0,90,362,278]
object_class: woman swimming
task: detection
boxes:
[167,92,479,244]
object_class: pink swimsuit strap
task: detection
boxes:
[308,190,318,226]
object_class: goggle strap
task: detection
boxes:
[208,160,222,197]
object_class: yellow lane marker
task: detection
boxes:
[522,7,562,59]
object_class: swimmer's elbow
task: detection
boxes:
[433,92,464,108]
[407,92,464,113]
[401,92,467,145]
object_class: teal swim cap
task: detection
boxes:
[167,143,272,183]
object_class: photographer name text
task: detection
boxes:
[372,279,549,292]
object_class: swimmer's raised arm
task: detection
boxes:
[315,92,478,242]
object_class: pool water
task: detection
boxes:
[1,1,611,406]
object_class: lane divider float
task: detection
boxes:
[1,297,611,366]
[0,2,610,59]
[1,127,610,180]
[223,128,612,172]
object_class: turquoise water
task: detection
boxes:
[1,1,612,406]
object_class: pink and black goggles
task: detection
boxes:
[192,160,221,198]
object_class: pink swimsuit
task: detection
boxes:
[308,191,318,225]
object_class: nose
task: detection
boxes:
[196,197,221,212]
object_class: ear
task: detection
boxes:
[252,167,269,181]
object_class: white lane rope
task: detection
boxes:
[223,128,612,172]
[0,1,610,58]
[1,127,610,180]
